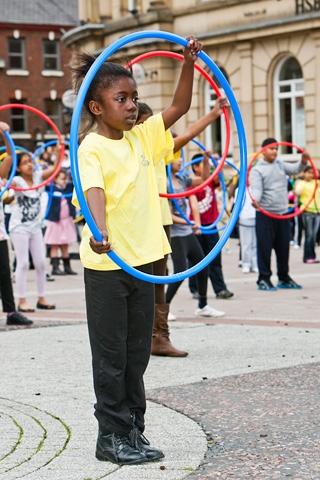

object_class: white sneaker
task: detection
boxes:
[293,244,300,250]
[195,305,225,318]
[168,312,176,321]
[251,267,259,273]
[242,266,250,273]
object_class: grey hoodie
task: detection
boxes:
[249,158,304,215]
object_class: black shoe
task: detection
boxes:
[96,431,148,465]
[7,312,33,326]
[257,279,277,291]
[216,289,234,299]
[277,277,302,289]
[129,427,164,461]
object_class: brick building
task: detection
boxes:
[0,0,78,151]
[62,0,320,163]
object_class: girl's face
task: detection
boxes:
[89,77,139,139]
[17,154,34,176]
[171,158,182,173]
[55,172,67,188]
[304,169,314,181]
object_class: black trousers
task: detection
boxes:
[255,211,291,282]
[84,263,154,436]
[188,230,227,294]
[166,233,209,304]
[0,239,16,312]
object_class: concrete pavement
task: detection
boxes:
[0,238,319,479]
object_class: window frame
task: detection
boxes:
[204,72,233,160]
[42,39,60,71]
[44,99,62,135]
[9,101,28,134]
[274,56,305,159]
[8,37,26,70]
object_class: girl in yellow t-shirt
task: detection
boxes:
[294,165,320,263]
[71,37,202,466]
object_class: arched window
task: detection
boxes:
[274,57,305,156]
[204,68,233,158]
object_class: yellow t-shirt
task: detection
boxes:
[299,179,320,212]
[73,113,173,271]
[156,149,181,226]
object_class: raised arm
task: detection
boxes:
[161,36,202,131]
[0,122,13,178]
[41,137,64,180]
[173,98,229,153]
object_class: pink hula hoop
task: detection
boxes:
[247,141,318,219]
[0,104,64,191]
[126,51,231,199]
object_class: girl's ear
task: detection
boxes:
[89,100,102,116]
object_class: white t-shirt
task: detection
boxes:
[9,170,44,235]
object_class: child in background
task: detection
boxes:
[250,137,309,290]
[188,152,234,298]
[44,169,78,275]
[71,37,202,466]
[9,143,62,312]
[294,165,320,263]
[236,185,258,273]
[165,155,225,318]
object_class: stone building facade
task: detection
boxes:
[62,0,320,162]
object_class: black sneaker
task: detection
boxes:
[257,279,277,291]
[277,277,302,289]
[216,289,234,299]
[7,312,33,325]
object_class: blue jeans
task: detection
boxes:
[301,212,320,262]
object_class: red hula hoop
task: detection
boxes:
[0,104,64,191]
[126,51,231,199]
[247,141,318,219]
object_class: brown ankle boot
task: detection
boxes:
[151,304,188,357]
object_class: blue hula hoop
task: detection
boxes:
[33,139,70,162]
[69,30,247,284]
[40,139,72,219]
[167,140,226,234]
[0,131,18,199]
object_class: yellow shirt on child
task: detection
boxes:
[298,179,320,212]
[73,113,173,271]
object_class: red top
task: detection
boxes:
[189,181,219,225]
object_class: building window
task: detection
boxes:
[43,40,60,70]
[204,68,233,158]
[44,99,62,133]
[274,57,305,155]
[10,101,27,132]
[8,38,25,70]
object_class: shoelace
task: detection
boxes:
[129,427,150,449]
